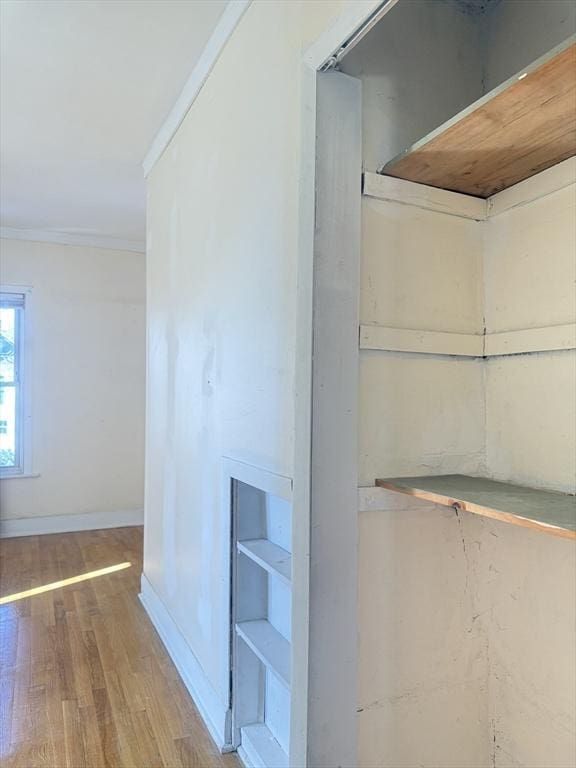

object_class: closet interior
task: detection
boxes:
[341,0,576,765]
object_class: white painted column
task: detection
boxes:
[307,69,362,768]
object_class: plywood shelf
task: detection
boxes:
[236,620,291,689]
[237,539,291,585]
[380,37,576,198]
[375,475,576,540]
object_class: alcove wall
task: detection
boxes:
[356,159,576,768]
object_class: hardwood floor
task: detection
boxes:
[0,526,239,768]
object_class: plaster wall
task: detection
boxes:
[359,492,576,768]
[144,0,354,740]
[0,237,145,522]
[482,0,576,91]
[357,190,488,767]
[357,172,576,766]
[358,494,490,768]
[359,196,485,486]
[484,184,576,493]
[477,516,576,768]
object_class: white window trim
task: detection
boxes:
[0,284,34,478]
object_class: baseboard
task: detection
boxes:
[0,508,144,538]
[139,574,233,753]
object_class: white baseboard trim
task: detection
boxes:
[139,574,233,752]
[0,508,144,538]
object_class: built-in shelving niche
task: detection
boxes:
[231,478,292,768]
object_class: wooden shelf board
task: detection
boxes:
[240,723,288,768]
[380,36,576,198]
[375,475,576,540]
[236,620,291,689]
[237,539,291,584]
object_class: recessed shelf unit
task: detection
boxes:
[229,466,293,768]
[375,475,576,540]
[380,36,576,197]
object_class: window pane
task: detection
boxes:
[0,385,16,467]
[0,308,16,383]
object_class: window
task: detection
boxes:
[0,289,31,476]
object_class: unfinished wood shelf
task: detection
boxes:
[380,37,576,197]
[375,475,576,540]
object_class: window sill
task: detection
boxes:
[0,472,40,480]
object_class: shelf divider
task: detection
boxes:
[236,619,291,689]
[237,539,291,584]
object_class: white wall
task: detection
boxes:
[342,0,484,171]
[482,0,576,91]
[359,490,576,768]
[0,237,145,524]
[357,189,489,767]
[358,493,490,768]
[484,183,576,493]
[143,0,356,753]
[357,166,576,767]
[482,179,576,765]
[359,196,485,485]
[477,516,576,768]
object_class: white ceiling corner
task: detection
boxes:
[0,0,228,248]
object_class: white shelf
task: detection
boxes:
[240,723,288,768]
[236,620,291,689]
[237,539,291,584]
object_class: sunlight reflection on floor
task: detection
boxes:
[0,561,131,605]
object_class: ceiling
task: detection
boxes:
[0,0,228,249]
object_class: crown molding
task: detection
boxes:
[0,227,145,254]
[142,0,252,178]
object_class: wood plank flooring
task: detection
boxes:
[0,526,239,768]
